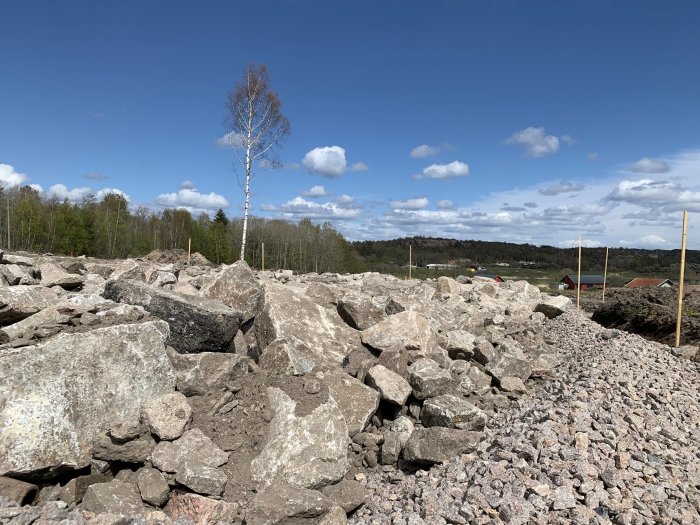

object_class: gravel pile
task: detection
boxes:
[350,310,700,524]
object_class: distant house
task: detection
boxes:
[624,278,674,289]
[475,273,504,283]
[560,274,607,290]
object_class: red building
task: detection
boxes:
[560,274,607,290]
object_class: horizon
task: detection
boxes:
[2,1,699,250]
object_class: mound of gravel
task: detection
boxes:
[350,310,700,524]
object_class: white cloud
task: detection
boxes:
[389,197,429,210]
[336,194,359,207]
[302,146,367,178]
[437,199,454,209]
[410,144,440,159]
[606,178,700,212]
[557,239,602,248]
[217,132,246,149]
[29,184,44,193]
[180,180,196,190]
[629,157,670,174]
[0,164,29,187]
[301,185,331,198]
[414,161,470,180]
[620,234,671,249]
[539,181,584,196]
[155,186,228,212]
[505,127,572,158]
[260,196,361,220]
[47,184,130,203]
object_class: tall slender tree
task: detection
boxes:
[224,63,290,260]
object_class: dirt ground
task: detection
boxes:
[587,286,700,349]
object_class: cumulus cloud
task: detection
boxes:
[47,184,130,203]
[606,179,700,212]
[557,239,602,248]
[437,199,454,209]
[620,235,671,248]
[301,185,331,198]
[180,180,196,190]
[389,197,429,210]
[413,161,469,180]
[629,157,670,174]
[217,132,246,149]
[302,146,367,178]
[539,181,584,196]
[83,172,108,181]
[410,144,440,158]
[155,186,228,212]
[260,196,361,220]
[505,127,573,158]
[0,164,29,187]
[29,183,44,193]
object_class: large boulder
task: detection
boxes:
[0,321,175,477]
[365,365,412,406]
[141,392,192,440]
[164,493,240,524]
[0,285,62,326]
[361,311,437,362]
[336,291,387,330]
[256,282,363,369]
[316,369,380,437]
[407,358,453,400]
[103,279,242,353]
[245,483,332,525]
[38,262,84,290]
[534,295,572,319]
[251,384,350,490]
[258,336,316,376]
[150,429,229,474]
[403,428,481,465]
[81,481,145,515]
[420,395,487,430]
[200,260,262,324]
[165,348,249,396]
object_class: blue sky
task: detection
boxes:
[2,1,700,248]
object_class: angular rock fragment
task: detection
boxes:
[150,429,229,474]
[163,493,240,524]
[59,474,107,505]
[251,386,350,490]
[442,330,476,360]
[316,369,379,437]
[402,428,481,465]
[320,480,369,513]
[104,279,241,353]
[175,463,227,497]
[365,365,412,406]
[81,481,144,515]
[136,467,170,507]
[92,433,156,464]
[0,476,38,504]
[485,354,533,382]
[361,311,437,360]
[337,291,386,330]
[0,285,62,326]
[245,483,331,525]
[407,358,453,400]
[166,348,249,396]
[256,282,363,368]
[141,392,192,440]
[421,395,487,430]
[534,295,572,319]
[199,260,262,323]
[0,321,174,477]
[39,262,84,289]
[259,336,316,376]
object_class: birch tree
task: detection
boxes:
[225,63,290,260]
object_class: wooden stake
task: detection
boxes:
[602,247,609,304]
[408,242,412,280]
[576,237,582,310]
[187,238,191,264]
[262,242,265,272]
[675,210,688,347]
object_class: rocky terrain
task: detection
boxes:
[0,250,697,524]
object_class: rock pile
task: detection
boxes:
[0,248,642,525]
[350,310,700,524]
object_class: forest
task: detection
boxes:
[0,186,366,274]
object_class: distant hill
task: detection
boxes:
[353,236,700,276]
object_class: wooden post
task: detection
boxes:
[261,242,265,272]
[602,247,609,304]
[408,242,412,280]
[576,237,582,310]
[187,238,191,264]
[675,210,688,347]
[6,193,10,251]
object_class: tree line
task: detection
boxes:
[354,236,700,275]
[0,186,366,274]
